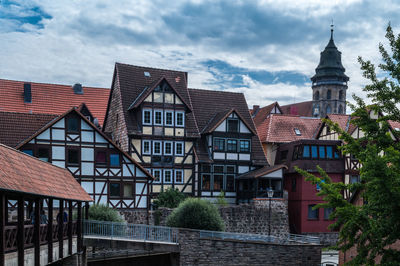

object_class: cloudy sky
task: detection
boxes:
[1,0,399,108]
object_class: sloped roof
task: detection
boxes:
[236,165,287,179]
[257,114,321,143]
[0,143,92,201]
[252,102,282,125]
[0,112,58,148]
[280,101,313,117]
[108,63,199,137]
[315,114,357,138]
[188,88,267,166]
[0,79,110,126]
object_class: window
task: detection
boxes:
[227,119,239,132]
[339,90,343,100]
[164,141,173,155]
[319,146,326,159]
[153,141,162,155]
[110,154,120,167]
[226,175,235,192]
[280,150,288,162]
[314,91,319,100]
[123,184,133,197]
[227,139,237,152]
[326,146,333,159]
[327,89,331,100]
[175,112,185,127]
[143,109,152,125]
[214,138,225,152]
[350,175,360,184]
[164,170,172,183]
[326,105,332,114]
[153,169,161,183]
[175,170,184,183]
[22,149,33,156]
[202,174,211,190]
[308,205,319,220]
[303,145,310,158]
[311,146,318,158]
[67,118,79,132]
[38,148,50,162]
[214,165,224,173]
[338,105,343,114]
[154,110,163,125]
[165,111,173,126]
[316,179,325,191]
[110,183,121,197]
[143,140,151,155]
[334,147,340,158]
[67,149,79,165]
[226,165,235,174]
[175,142,184,156]
[239,140,250,152]
[202,164,211,173]
[213,174,223,191]
[294,128,301,136]
[95,151,107,165]
[292,178,296,192]
[324,208,334,220]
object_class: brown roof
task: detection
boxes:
[237,165,287,179]
[0,112,57,148]
[0,79,110,126]
[281,101,313,117]
[188,88,267,166]
[106,63,199,137]
[315,114,356,138]
[0,143,92,201]
[252,102,281,125]
[257,114,321,143]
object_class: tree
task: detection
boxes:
[88,204,124,222]
[297,24,400,265]
[166,198,225,231]
[153,187,186,209]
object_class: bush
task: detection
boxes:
[216,191,228,206]
[153,188,186,209]
[88,204,124,222]
[166,198,225,231]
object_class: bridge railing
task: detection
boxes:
[83,220,178,244]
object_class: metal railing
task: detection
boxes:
[83,220,178,244]
[287,234,320,245]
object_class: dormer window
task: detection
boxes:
[294,128,301,136]
[227,119,239,132]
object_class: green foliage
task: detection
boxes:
[296,24,400,265]
[88,204,124,222]
[153,187,186,209]
[154,210,162,226]
[166,198,225,231]
[216,191,228,206]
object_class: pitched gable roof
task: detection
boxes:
[0,111,58,148]
[106,63,199,137]
[281,101,313,117]
[0,79,110,126]
[257,114,321,143]
[252,102,282,125]
[0,143,92,201]
[315,114,357,138]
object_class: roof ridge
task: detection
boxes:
[0,78,109,90]
[0,110,57,116]
[115,62,187,74]
[188,88,244,95]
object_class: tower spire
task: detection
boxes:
[330,19,334,40]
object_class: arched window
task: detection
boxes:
[339,90,343,100]
[327,90,331,100]
[314,91,319,100]
[326,105,332,114]
[338,105,343,114]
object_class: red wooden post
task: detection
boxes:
[17,197,24,266]
[68,201,72,255]
[58,199,63,259]
[34,198,40,266]
[47,198,53,263]
[0,193,6,266]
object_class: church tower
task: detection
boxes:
[311,26,349,117]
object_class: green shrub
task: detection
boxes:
[153,188,186,209]
[216,191,228,206]
[166,198,225,231]
[88,204,124,222]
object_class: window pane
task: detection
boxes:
[324,208,333,220]
[334,148,340,158]
[227,139,237,152]
[213,174,223,191]
[175,142,183,155]
[143,110,151,124]
[165,112,173,125]
[22,149,33,156]
[68,150,79,164]
[164,170,172,183]
[308,205,319,219]
[110,154,120,166]
[155,111,162,124]
[165,142,172,155]
[175,170,183,183]
[202,164,211,172]
[110,183,120,197]
[67,118,78,132]
[213,165,224,173]
[311,146,318,158]
[226,175,235,191]
[326,146,333,158]
[96,151,106,164]
[226,166,235,174]
[319,146,325,159]
[38,148,50,162]
[202,175,211,190]
[214,139,225,151]
[227,119,238,132]
[154,142,161,154]
[303,145,310,158]
[153,170,161,183]
[143,141,150,154]
[123,184,133,197]
[176,112,184,126]
[239,140,250,152]
[350,175,359,184]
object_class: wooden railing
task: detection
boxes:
[4,222,77,252]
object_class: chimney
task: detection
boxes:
[252,105,260,117]
[72,83,83,94]
[24,83,32,103]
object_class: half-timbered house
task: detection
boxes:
[0,109,153,209]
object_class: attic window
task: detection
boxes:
[294,128,301,136]
[144,71,151,77]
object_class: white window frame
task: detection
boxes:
[153,169,161,183]
[175,141,184,156]
[164,169,172,184]
[175,169,184,184]
[154,110,163,126]
[175,111,185,127]
[164,110,174,126]
[164,141,173,155]
[153,141,162,155]
[142,109,152,125]
[142,140,151,155]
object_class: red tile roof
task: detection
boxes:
[252,102,282,126]
[280,101,313,117]
[0,143,92,201]
[256,114,321,143]
[0,79,110,126]
[0,112,57,148]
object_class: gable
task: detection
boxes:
[214,112,251,133]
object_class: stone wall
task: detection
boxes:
[178,228,322,266]
[121,198,290,238]
[305,232,339,246]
